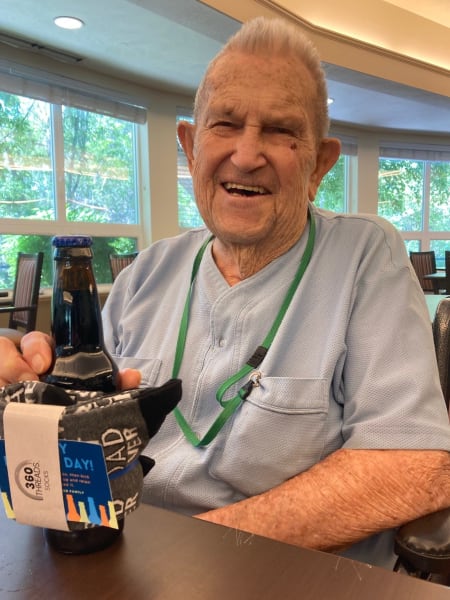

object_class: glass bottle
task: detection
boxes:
[43,235,124,554]
[45,235,118,392]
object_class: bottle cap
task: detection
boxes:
[52,236,93,248]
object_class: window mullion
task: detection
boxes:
[422,162,431,250]
[51,104,66,223]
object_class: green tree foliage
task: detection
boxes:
[315,155,345,212]
[0,93,137,287]
[378,159,423,231]
[378,158,450,266]
[429,162,450,232]
[0,93,53,220]
[178,182,203,228]
[63,108,137,224]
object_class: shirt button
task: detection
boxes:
[219,339,225,347]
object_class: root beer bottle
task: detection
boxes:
[44,235,123,554]
[45,235,118,392]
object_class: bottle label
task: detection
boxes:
[0,404,117,530]
[2,403,69,530]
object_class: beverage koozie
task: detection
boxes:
[0,378,181,530]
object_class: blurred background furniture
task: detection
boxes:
[426,295,449,322]
[109,252,138,281]
[423,272,447,295]
[394,297,450,583]
[410,251,439,293]
[0,252,44,346]
[422,251,450,295]
[432,297,450,411]
[444,251,450,295]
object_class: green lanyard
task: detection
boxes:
[172,206,316,447]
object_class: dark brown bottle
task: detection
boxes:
[45,235,118,392]
[44,235,124,554]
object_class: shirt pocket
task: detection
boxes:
[209,376,329,497]
[111,355,162,387]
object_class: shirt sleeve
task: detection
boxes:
[340,217,450,450]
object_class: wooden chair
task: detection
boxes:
[109,252,138,281]
[409,251,438,293]
[0,252,44,346]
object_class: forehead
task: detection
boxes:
[203,51,316,117]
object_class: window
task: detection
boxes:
[316,154,348,212]
[176,113,203,229]
[316,134,356,213]
[378,146,450,267]
[0,67,146,287]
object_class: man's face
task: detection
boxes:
[179,51,339,251]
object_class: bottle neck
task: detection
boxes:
[52,251,104,353]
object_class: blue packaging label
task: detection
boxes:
[0,439,117,528]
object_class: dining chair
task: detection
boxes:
[0,252,44,347]
[443,251,450,295]
[109,251,138,281]
[409,251,438,293]
[394,297,450,583]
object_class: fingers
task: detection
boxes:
[0,330,142,393]
[0,331,52,387]
[20,331,54,375]
[0,337,33,387]
[117,368,141,390]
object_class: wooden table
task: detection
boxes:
[1,504,449,599]
[424,272,447,294]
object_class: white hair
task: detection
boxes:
[194,16,330,140]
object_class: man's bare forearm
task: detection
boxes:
[196,448,450,551]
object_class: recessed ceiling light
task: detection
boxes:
[54,16,84,30]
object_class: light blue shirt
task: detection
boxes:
[103,204,450,569]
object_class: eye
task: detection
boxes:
[208,120,239,136]
[266,126,294,136]
[211,120,235,129]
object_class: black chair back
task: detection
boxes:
[109,252,138,281]
[409,251,436,293]
[433,297,450,410]
[394,298,450,579]
[444,251,450,295]
[0,252,44,341]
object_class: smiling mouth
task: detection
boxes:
[222,182,268,197]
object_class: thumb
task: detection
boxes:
[118,368,141,390]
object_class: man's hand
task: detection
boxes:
[0,332,52,386]
[0,331,141,390]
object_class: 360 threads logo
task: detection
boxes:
[14,460,50,501]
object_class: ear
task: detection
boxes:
[308,138,341,201]
[177,120,196,175]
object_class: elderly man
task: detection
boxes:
[1,17,450,569]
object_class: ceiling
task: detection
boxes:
[383,0,450,28]
[0,0,449,135]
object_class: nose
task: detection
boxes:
[230,126,267,172]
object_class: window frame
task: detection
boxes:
[0,84,148,285]
[378,153,450,264]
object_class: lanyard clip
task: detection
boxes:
[238,371,262,400]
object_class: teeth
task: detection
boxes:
[223,182,267,194]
